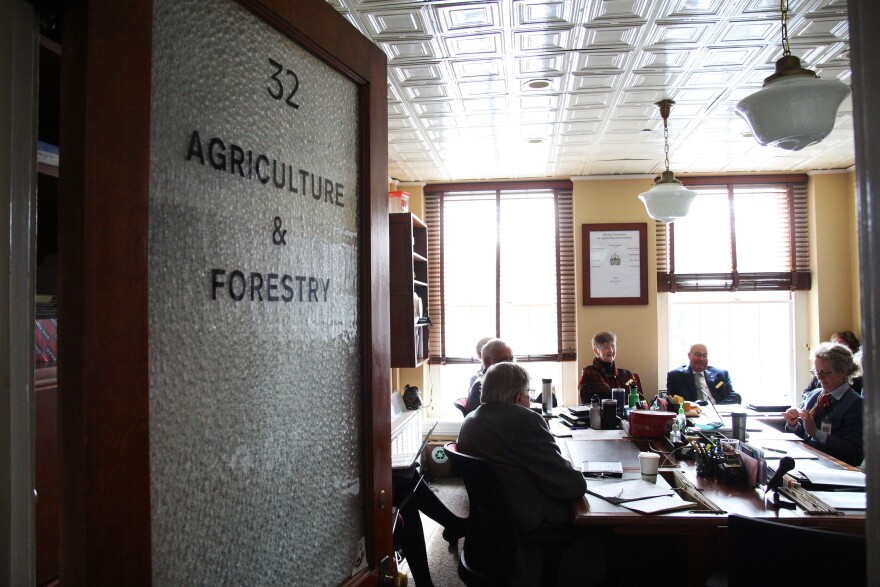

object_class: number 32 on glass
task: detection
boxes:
[267,58,299,110]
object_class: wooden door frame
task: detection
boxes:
[59,0,390,583]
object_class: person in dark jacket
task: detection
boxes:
[666,343,741,404]
[785,342,863,466]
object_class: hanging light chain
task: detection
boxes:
[663,118,670,172]
[780,0,791,57]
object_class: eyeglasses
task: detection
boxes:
[691,352,708,359]
[810,368,835,378]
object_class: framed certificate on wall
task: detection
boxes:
[582,223,648,305]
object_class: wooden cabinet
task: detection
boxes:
[389,213,429,367]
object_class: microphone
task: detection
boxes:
[765,456,796,494]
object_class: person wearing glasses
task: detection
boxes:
[802,330,863,399]
[784,342,863,466]
[577,331,644,404]
[666,343,742,404]
[463,338,514,413]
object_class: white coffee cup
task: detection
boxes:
[639,451,661,483]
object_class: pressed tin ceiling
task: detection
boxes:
[327,0,853,182]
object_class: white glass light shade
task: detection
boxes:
[638,175,697,224]
[736,74,850,151]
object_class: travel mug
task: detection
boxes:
[732,412,747,442]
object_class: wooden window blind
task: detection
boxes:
[656,175,810,292]
[424,181,575,363]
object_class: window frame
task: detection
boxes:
[424,180,576,364]
[656,175,810,293]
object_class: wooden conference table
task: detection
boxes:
[549,408,865,585]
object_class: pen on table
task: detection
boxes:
[616,487,624,498]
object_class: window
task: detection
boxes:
[658,176,811,406]
[663,290,806,408]
[424,182,575,364]
[657,176,809,292]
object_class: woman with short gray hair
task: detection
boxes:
[784,342,863,466]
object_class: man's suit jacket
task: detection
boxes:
[458,403,586,533]
[786,386,863,466]
[666,365,741,404]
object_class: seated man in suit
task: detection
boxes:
[666,343,741,404]
[784,342,863,467]
[458,361,593,586]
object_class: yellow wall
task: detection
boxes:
[808,170,861,347]
[572,176,660,398]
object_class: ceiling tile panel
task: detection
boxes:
[435,2,501,32]
[584,0,652,24]
[514,29,574,52]
[451,58,504,79]
[457,79,508,96]
[444,33,504,58]
[570,74,620,92]
[390,63,445,85]
[579,26,641,50]
[516,54,568,76]
[363,7,432,38]
[413,101,457,116]
[379,39,444,63]
[514,0,576,27]
[403,85,449,100]
[572,51,632,73]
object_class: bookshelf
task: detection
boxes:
[389,213,429,367]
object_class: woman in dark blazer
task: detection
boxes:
[784,342,863,466]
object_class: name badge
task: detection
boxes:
[821,420,832,435]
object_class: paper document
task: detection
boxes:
[810,491,866,510]
[586,479,674,504]
[621,495,694,514]
[802,469,866,488]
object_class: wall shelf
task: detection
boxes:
[389,212,429,368]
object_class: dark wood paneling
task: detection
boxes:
[35,378,59,586]
[59,0,153,583]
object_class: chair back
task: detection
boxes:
[453,398,471,417]
[444,442,516,584]
[727,514,865,585]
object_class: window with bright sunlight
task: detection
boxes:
[424,183,575,414]
[665,291,801,408]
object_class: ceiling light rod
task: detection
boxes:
[636,99,696,224]
[734,0,850,151]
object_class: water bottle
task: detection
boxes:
[627,384,639,417]
[589,394,601,429]
[676,403,687,435]
[541,379,553,414]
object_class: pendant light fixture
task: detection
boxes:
[638,99,696,224]
[735,0,850,151]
